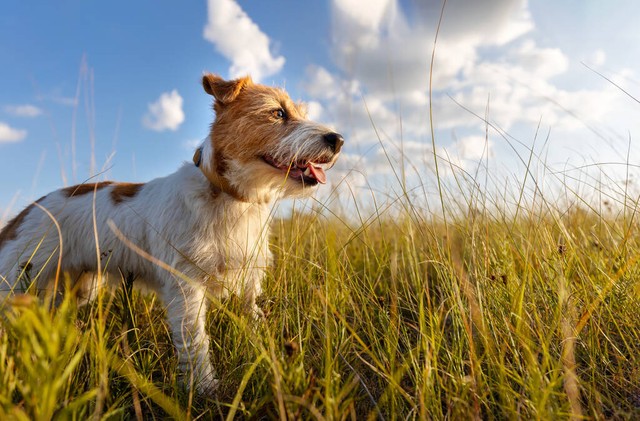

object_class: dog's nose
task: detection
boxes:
[323,132,344,153]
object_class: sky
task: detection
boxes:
[2,0,640,220]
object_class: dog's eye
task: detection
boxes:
[272,109,286,120]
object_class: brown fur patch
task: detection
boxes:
[204,80,306,167]
[214,148,228,176]
[203,74,252,104]
[63,181,113,197]
[110,183,144,204]
[0,196,46,250]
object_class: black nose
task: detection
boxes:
[323,132,344,153]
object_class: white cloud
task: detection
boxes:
[203,0,285,81]
[306,0,631,146]
[142,90,185,132]
[4,104,42,117]
[303,65,342,100]
[306,0,534,150]
[435,0,534,46]
[305,101,324,122]
[299,0,640,208]
[510,40,569,79]
[449,135,493,161]
[327,0,534,98]
[589,49,606,66]
[0,122,27,143]
[332,0,393,31]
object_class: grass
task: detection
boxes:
[1,52,639,417]
[1,167,640,419]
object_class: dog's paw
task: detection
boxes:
[251,304,266,320]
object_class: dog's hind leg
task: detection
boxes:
[0,240,60,304]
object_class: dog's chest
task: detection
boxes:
[189,202,272,279]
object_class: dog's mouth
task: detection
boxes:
[261,155,334,185]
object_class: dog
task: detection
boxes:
[0,73,343,392]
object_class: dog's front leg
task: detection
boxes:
[226,266,266,320]
[162,279,217,393]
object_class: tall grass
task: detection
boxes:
[1,53,639,419]
[1,160,640,419]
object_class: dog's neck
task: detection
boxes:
[193,146,250,203]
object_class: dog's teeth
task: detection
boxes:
[303,167,312,176]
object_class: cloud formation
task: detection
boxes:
[142,90,185,132]
[203,0,285,81]
[0,122,27,143]
[4,104,42,117]
[303,0,634,194]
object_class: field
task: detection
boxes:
[1,154,640,420]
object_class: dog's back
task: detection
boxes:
[0,180,150,300]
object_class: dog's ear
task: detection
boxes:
[202,74,252,104]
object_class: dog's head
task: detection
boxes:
[195,74,343,203]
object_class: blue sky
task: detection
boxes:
[2,0,640,219]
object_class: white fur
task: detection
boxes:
[271,121,335,165]
[0,164,271,392]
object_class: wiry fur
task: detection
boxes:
[0,74,342,393]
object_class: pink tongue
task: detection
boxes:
[308,164,327,184]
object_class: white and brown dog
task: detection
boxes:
[0,74,343,392]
